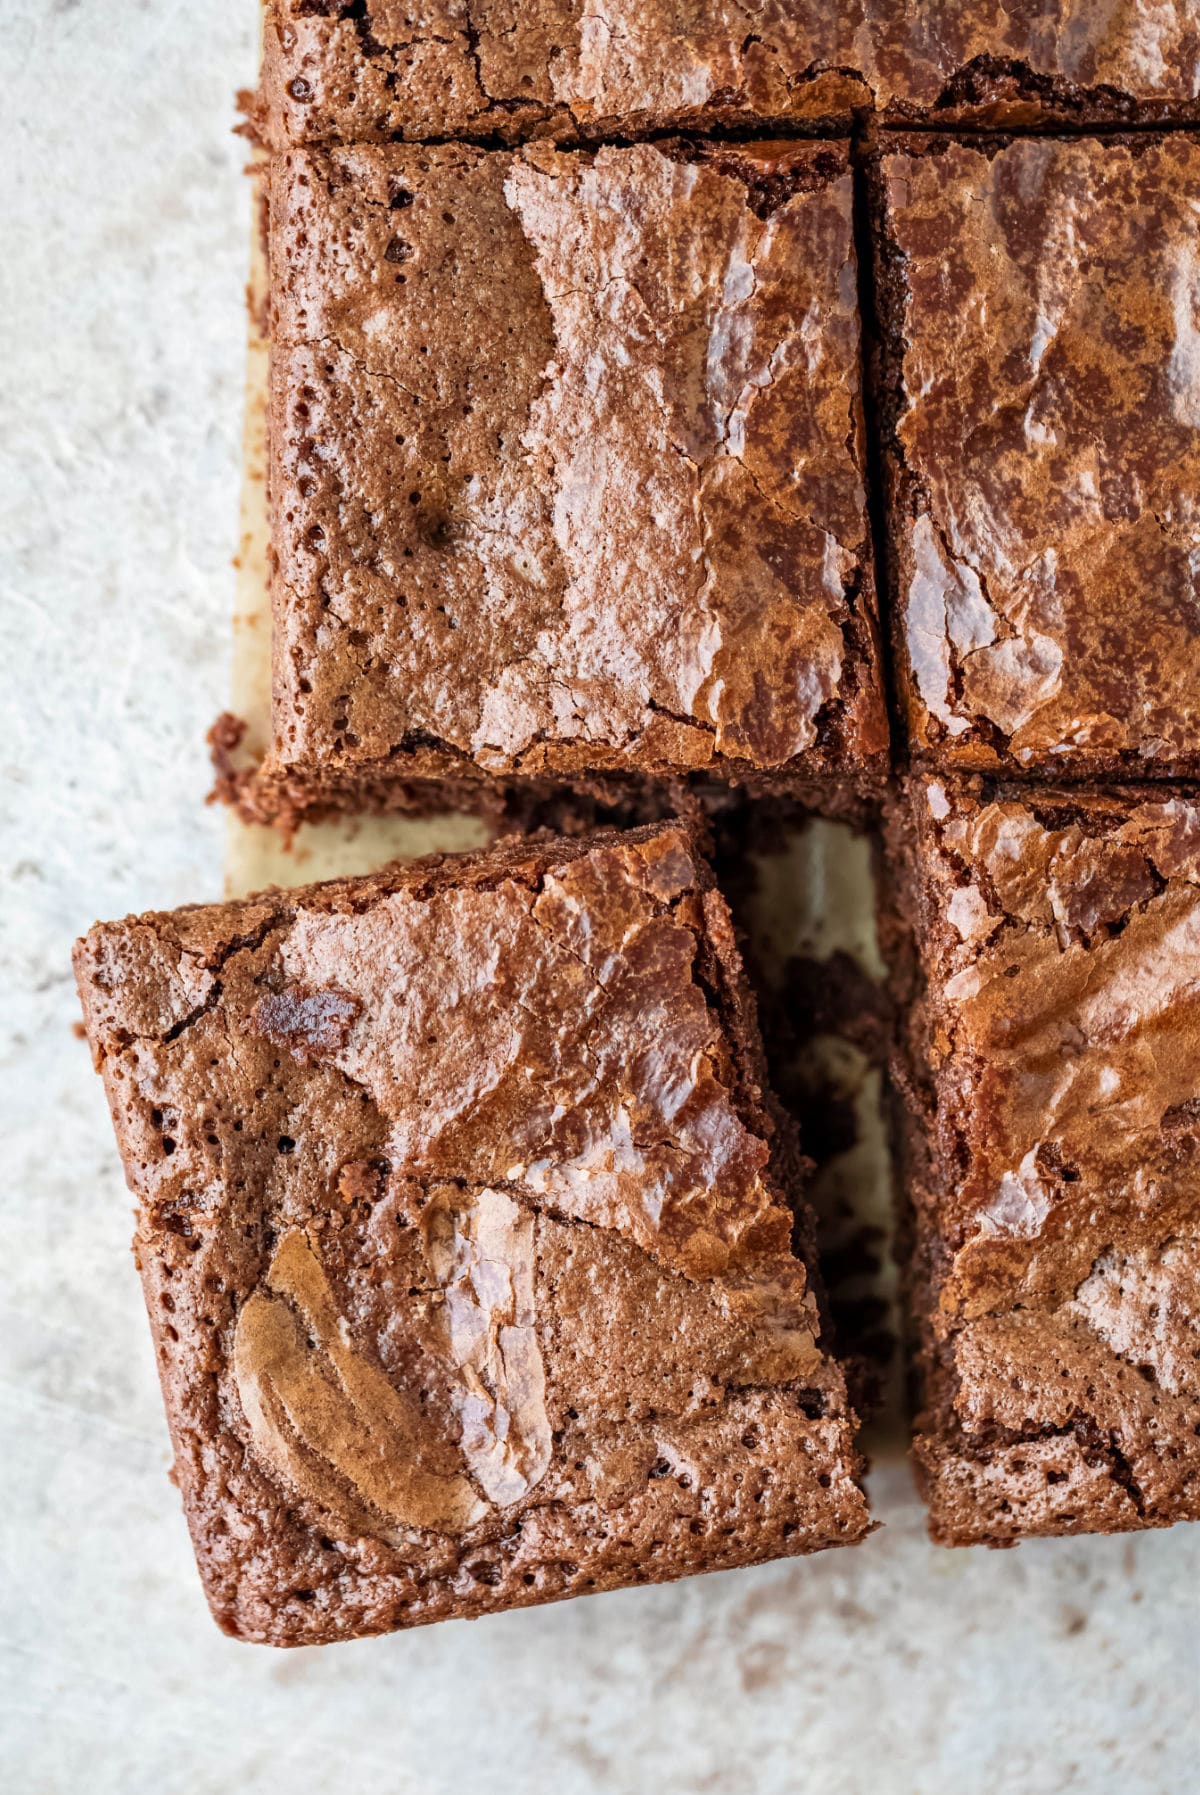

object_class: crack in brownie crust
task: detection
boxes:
[74,824,869,1643]
[896,778,1200,1544]
[254,2,1200,148]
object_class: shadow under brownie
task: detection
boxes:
[74,822,870,1644]
[893,776,1200,1545]
[254,1,1200,149]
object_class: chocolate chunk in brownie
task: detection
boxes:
[254,2,1200,148]
[895,776,1200,1544]
[874,135,1200,779]
[262,139,886,810]
[74,823,870,1643]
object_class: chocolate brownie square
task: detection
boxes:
[255,2,1200,148]
[876,134,1200,778]
[896,776,1200,1544]
[254,2,866,147]
[74,823,869,1643]
[259,138,887,816]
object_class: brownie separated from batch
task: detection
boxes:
[895,777,1200,1545]
[259,137,887,815]
[74,824,870,1644]
[256,1,1200,147]
[875,134,1200,778]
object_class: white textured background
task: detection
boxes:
[2,5,1198,1790]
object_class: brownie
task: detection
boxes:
[255,2,1200,148]
[74,823,870,1644]
[875,134,1200,779]
[895,777,1200,1545]
[260,138,887,814]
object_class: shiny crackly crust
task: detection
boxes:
[896,777,1200,1545]
[876,134,1200,780]
[252,1,1200,149]
[263,138,887,794]
[73,824,869,1644]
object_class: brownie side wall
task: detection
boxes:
[878,786,947,1426]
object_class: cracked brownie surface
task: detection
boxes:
[263,138,887,801]
[255,1,1200,147]
[896,778,1200,1544]
[876,134,1200,779]
[73,823,869,1644]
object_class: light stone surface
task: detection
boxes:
[1,4,1198,1791]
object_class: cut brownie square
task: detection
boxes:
[876,134,1200,778]
[261,138,887,814]
[255,2,1200,149]
[74,823,870,1644]
[896,776,1200,1544]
